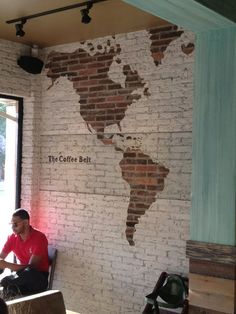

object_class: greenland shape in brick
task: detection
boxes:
[149,25,194,65]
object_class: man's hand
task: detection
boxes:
[0,259,6,269]
[0,253,7,273]
[0,258,28,272]
[0,260,4,274]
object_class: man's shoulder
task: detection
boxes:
[3,233,18,246]
[7,233,18,241]
[31,227,48,241]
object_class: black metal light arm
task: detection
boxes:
[6,0,107,24]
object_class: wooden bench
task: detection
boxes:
[6,290,80,314]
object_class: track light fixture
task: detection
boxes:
[81,1,93,24]
[6,0,107,37]
[15,19,27,37]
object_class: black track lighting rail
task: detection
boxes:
[6,0,107,24]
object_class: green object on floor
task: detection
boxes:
[158,274,188,308]
[144,272,188,313]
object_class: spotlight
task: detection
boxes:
[81,8,91,24]
[15,19,26,37]
[81,1,93,24]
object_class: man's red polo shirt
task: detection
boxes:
[2,227,49,272]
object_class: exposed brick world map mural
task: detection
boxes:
[45,25,194,245]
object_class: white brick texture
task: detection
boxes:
[0,25,194,313]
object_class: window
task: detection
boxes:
[0,94,23,247]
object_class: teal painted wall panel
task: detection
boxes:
[192,27,236,244]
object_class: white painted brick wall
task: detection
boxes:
[36,192,190,313]
[37,27,194,313]
[0,24,194,313]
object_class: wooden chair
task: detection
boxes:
[47,246,57,290]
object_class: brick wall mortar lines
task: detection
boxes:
[21,75,43,219]
[37,190,190,313]
[0,39,32,97]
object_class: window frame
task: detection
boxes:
[0,93,23,209]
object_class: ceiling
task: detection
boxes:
[0,0,169,48]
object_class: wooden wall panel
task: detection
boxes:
[189,273,235,313]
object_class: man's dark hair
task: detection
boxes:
[13,208,30,220]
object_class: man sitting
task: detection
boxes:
[0,209,49,298]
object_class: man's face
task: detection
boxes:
[10,216,28,234]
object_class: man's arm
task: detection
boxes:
[0,250,28,272]
[0,259,28,272]
[28,254,43,269]
[0,252,7,274]
[0,251,43,272]
[0,251,7,260]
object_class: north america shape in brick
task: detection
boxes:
[45,42,148,142]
